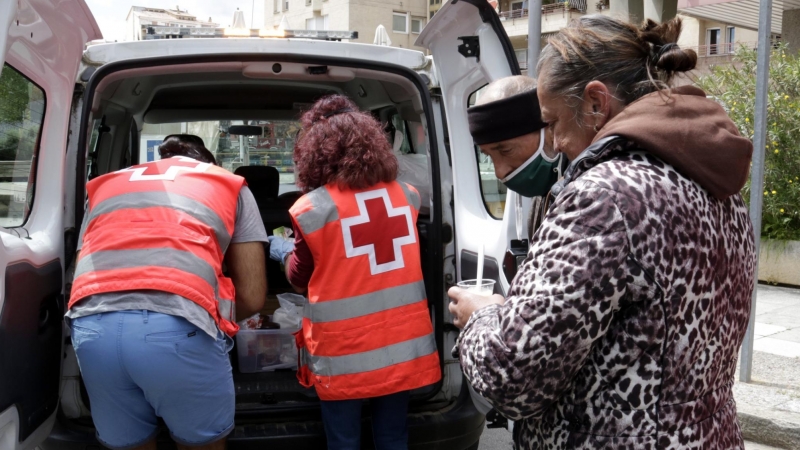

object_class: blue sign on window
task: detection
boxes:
[146,139,161,162]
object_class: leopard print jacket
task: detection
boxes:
[457,137,756,449]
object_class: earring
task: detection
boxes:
[593,124,599,132]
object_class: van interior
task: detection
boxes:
[62,60,446,436]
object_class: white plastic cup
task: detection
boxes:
[457,279,496,297]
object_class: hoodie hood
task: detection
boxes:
[593,85,753,200]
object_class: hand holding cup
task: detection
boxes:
[448,279,505,329]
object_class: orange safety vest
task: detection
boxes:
[69,156,245,337]
[289,181,441,401]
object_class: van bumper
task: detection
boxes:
[42,381,484,450]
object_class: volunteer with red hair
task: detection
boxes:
[268,95,441,450]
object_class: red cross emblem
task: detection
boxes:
[120,157,210,182]
[341,188,416,275]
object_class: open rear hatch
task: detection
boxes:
[65,45,446,427]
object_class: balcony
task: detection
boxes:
[677,0,800,35]
[681,40,757,57]
[498,1,588,38]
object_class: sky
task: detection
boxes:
[84,0,266,42]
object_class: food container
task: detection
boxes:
[236,328,299,373]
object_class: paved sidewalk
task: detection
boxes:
[750,284,800,358]
[734,284,800,450]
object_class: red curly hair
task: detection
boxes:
[294,95,398,192]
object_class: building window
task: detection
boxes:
[0,64,46,227]
[727,26,736,53]
[515,48,528,70]
[707,28,721,55]
[430,11,435,19]
[771,34,782,48]
[306,15,328,30]
[411,17,425,34]
[393,12,408,33]
[284,0,290,11]
[511,1,524,10]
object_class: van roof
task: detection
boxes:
[81,38,429,72]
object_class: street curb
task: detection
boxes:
[738,406,800,449]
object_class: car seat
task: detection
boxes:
[233,166,299,294]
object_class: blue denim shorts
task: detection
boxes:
[70,310,235,449]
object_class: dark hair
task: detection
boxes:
[293,95,397,192]
[538,15,697,107]
[159,134,217,165]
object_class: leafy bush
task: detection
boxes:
[696,43,800,241]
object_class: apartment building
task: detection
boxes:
[264,0,429,50]
[678,0,800,54]
[125,6,219,41]
[497,0,600,70]
[496,0,800,76]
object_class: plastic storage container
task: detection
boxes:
[236,328,299,373]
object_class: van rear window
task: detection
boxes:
[140,120,301,185]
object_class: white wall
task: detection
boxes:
[264,0,427,50]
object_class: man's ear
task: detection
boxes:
[582,80,612,129]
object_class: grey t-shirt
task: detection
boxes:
[66,185,268,337]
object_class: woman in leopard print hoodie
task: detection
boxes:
[448,16,756,449]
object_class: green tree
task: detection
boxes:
[0,66,43,164]
[697,43,800,241]
[0,66,31,125]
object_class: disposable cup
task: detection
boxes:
[457,279,496,297]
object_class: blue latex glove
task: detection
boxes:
[268,235,295,263]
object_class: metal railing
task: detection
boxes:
[679,40,757,57]
[499,8,528,19]
[0,161,32,181]
[543,0,587,14]
[498,1,587,20]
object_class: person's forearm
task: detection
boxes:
[285,251,313,291]
[284,254,307,294]
[227,242,267,319]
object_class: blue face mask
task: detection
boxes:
[499,131,563,198]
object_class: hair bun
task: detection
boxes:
[655,43,697,73]
[638,18,697,74]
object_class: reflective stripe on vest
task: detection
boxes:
[398,181,421,211]
[85,191,232,252]
[303,280,426,323]
[73,247,234,321]
[75,248,216,286]
[75,248,235,320]
[308,332,436,376]
[293,187,339,236]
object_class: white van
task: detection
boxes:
[0,0,534,448]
